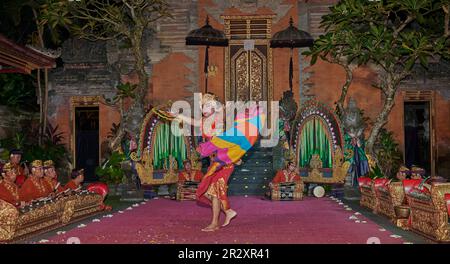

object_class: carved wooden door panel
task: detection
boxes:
[228,44,268,102]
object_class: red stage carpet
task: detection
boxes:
[42,196,405,244]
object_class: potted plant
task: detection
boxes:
[95,151,127,196]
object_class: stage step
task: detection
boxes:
[228,144,274,196]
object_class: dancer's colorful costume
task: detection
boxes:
[196,106,266,209]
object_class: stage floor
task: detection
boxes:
[30,196,412,244]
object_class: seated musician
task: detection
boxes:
[176,159,203,200]
[271,161,302,185]
[178,159,203,183]
[410,166,425,180]
[9,149,29,187]
[43,160,64,193]
[267,161,304,200]
[396,165,410,181]
[64,168,85,192]
[19,160,51,202]
[0,163,24,207]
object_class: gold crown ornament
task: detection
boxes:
[411,165,425,172]
[201,93,219,105]
[399,165,410,173]
[2,162,14,172]
[31,160,43,168]
[44,160,54,168]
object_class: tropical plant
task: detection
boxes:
[306,0,450,153]
[368,163,385,179]
[0,74,38,111]
[95,151,127,186]
[374,128,403,178]
[0,122,70,169]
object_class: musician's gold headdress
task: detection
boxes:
[2,162,14,173]
[44,160,54,168]
[31,160,43,168]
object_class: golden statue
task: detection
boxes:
[135,150,154,185]
[309,154,323,180]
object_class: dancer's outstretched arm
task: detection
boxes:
[173,114,201,128]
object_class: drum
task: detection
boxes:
[271,182,302,201]
[313,185,325,198]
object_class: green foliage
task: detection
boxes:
[0,122,70,168]
[305,0,450,152]
[0,0,69,47]
[104,82,137,105]
[95,151,127,185]
[306,0,450,71]
[0,74,38,111]
[46,0,172,42]
[374,128,403,178]
[369,163,385,179]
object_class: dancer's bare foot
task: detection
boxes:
[222,209,237,227]
[201,224,220,232]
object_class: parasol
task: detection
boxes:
[186,16,228,93]
[270,17,314,92]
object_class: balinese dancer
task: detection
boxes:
[174,93,265,231]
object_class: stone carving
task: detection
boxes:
[61,38,107,64]
[209,0,292,24]
[309,154,323,180]
[341,98,365,140]
[341,98,369,187]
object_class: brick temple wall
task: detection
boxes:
[48,0,450,176]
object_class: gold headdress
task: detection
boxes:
[411,165,424,172]
[31,160,43,168]
[2,162,14,172]
[201,93,219,105]
[399,165,410,172]
[44,160,54,168]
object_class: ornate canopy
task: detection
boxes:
[270,17,314,48]
[270,17,313,92]
[186,17,229,47]
[186,16,229,93]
